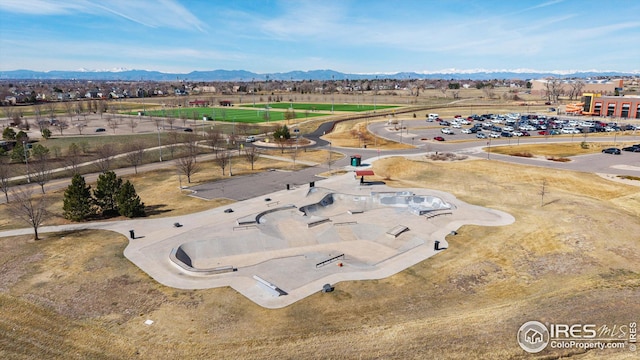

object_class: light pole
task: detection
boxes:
[374,76,377,113]
[328,141,332,170]
[157,127,163,161]
[23,141,30,183]
[331,75,335,113]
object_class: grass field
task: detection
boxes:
[130,106,326,123]
[1,153,638,359]
[242,102,399,112]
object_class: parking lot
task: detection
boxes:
[376,112,640,145]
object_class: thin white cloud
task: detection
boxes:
[0,0,207,32]
[0,0,88,14]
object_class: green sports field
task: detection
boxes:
[243,103,399,112]
[130,107,325,123]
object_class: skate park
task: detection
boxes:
[123,158,515,308]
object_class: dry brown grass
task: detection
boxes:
[489,141,639,158]
[1,153,639,359]
[324,120,414,149]
[3,89,640,358]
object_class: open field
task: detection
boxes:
[1,153,638,359]
[244,102,399,112]
[128,106,326,123]
[488,141,640,158]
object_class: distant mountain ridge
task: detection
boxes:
[0,69,637,81]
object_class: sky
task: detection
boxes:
[1,0,639,75]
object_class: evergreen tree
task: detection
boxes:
[93,170,122,216]
[63,174,94,221]
[116,180,145,218]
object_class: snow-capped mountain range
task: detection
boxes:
[0,68,637,81]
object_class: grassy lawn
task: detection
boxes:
[129,107,326,123]
[242,102,399,112]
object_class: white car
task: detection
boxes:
[458,119,470,125]
[512,131,524,137]
[452,123,462,128]
[561,128,576,134]
[461,128,473,134]
[489,132,501,138]
[502,126,514,132]
[441,128,454,134]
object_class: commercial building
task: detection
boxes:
[581,93,640,119]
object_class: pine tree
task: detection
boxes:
[93,170,122,216]
[116,180,145,218]
[63,174,94,221]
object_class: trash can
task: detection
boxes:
[129,230,135,239]
[434,240,440,251]
[286,184,290,190]
[350,155,361,167]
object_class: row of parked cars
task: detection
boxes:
[434,113,640,140]
[602,144,640,155]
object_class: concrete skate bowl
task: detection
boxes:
[299,191,452,217]
[170,246,237,275]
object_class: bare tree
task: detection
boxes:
[244,145,260,170]
[64,142,83,175]
[2,106,15,127]
[9,188,49,240]
[205,128,222,152]
[44,102,57,120]
[107,116,119,134]
[545,78,563,103]
[94,143,117,172]
[0,159,12,202]
[175,154,200,183]
[482,86,495,99]
[439,86,448,98]
[30,144,51,194]
[56,120,69,135]
[568,80,585,101]
[539,179,548,207]
[166,131,180,159]
[180,132,199,161]
[75,120,87,135]
[128,117,139,133]
[166,116,176,130]
[63,101,74,123]
[123,142,146,174]
[214,149,230,176]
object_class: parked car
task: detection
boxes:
[489,132,501,138]
[433,136,445,141]
[441,128,454,135]
[461,128,473,134]
[500,131,513,137]
[183,128,193,132]
[452,123,462,128]
[440,120,450,126]
[245,136,257,143]
[476,132,487,139]
[622,146,640,152]
[95,128,106,132]
[602,147,621,155]
[512,131,524,137]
